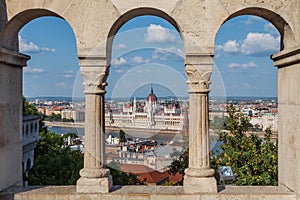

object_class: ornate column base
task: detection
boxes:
[183,168,217,193]
[76,168,113,193]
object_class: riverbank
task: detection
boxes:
[44,121,183,135]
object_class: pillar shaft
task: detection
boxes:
[84,93,105,169]
[188,92,210,169]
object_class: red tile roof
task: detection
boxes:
[120,164,168,185]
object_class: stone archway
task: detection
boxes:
[0,8,77,191]
[76,7,188,194]
[214,6,298,194]
[218,7,295,49]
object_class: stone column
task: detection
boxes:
[183,53,217,193]
[0,47,30,191]
[272,48,300,198]
[76,56,112,193]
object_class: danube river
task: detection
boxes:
[47,126,185,145]
[47,126,222,153]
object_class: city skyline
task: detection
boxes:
[21,15,279,98]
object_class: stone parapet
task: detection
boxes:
[5,185,296,200]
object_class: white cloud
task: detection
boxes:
[241,32,280,56]
[227,61,257,71]
[144,24,176,43]
[60,70,75,78]
[112,57,127,65]
[19,36,55,53]
[152,46,184,61]
[114,43,126,50]
[23,67,46,74]
[115,69,125,74]
[222,40,240,54]
[217,32,280,57]
[56,82,66,87]
[133,56,145,64]
[264,23,279,36]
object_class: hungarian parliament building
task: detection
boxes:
[104,87,188,132]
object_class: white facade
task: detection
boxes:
[22,115,41,184]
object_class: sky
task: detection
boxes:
[21,15,280,98]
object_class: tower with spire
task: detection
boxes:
[146,85,157,126]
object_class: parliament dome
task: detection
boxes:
[147,86,157,102]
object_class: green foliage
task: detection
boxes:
[162,181,180,186]
[62,118,74,122]
[23,96,39,116]
[211,104,278,185]
[210,116,226,130]
[168,104,278,186]
[28,130,83,185]
[62,132,78,139]
[119,129,126,143]
[45,113,62,122]
[108,161,141,185]
[168,148,188,185]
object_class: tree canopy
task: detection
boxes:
[23,96,39,116]
[27,130,83,185]
[211,105,278,185]
[169,104,278,186]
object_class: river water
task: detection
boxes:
[47,126,222,153]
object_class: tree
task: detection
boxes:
[211,104,278,185]
[168,104,278,186]
[210,116,226,130]
[45,113,62,122]
[168,148,188,185]
[119,129,126,143]
[28,131,83,185]
[23,96,39,116]
[22,97,83,185]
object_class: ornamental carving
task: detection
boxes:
[81,70,108,94]
[185,64,211,93]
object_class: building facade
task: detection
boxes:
[22,115,41,185]
[106,87,185,131]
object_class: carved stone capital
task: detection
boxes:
[186,64,211,93]
[185,53,213,93]
[79,56,109,94]
[81,67,107,94]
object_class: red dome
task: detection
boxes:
[146,86,157,102]
[147,93,157,102]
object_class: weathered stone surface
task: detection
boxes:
[184,175,217,193]
[10,186,296,200]
[76,176,112,194]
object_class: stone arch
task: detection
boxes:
[215,7,295,51]
[0,8,79,191]
[0,9,76,52]
[106,7,183,64]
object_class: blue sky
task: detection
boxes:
[21,15,280,98]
